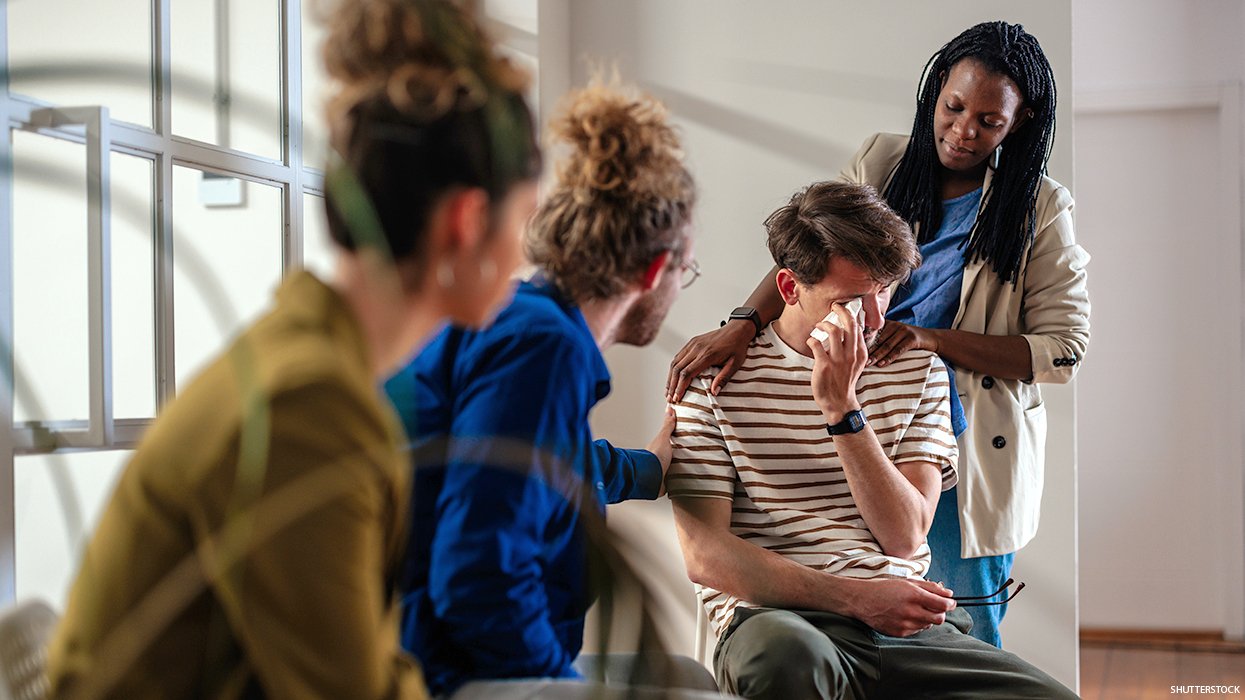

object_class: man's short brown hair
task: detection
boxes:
[765,181,919,286]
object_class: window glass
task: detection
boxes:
[112,153,157,419]
[12,131,89,424]
[300,193,335,280]
[171,167,283,388]
[15,450,132,610]
[301,4,332,171]
[172,0,282,159]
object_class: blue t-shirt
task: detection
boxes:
[887,187,982,436]
[384,277,663,695]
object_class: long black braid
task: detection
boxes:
[884,21,1057,285]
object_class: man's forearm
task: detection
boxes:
[592,440,663,502]
[673,497,959,638]
[674,502,860,615]
[832,426,935,559]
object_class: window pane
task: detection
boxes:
[171,0,282,159]
[483,0,539,108]
[172,167,283,388]
[7,0,153,128]
[301,5,331,171]
[301,193,335,280]
[12,131,90,423]
[16,450,132,610]
[112,153,157,419]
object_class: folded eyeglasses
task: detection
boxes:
[950,578,1026,607]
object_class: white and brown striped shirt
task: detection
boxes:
[668,324,958,636]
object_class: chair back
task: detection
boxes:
[0,600,58,700]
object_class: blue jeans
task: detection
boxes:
[925,485,1014,648]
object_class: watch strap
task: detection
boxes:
[724,306,763,337]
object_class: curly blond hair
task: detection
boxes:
[526,82,696,302]
[319,0,540,261]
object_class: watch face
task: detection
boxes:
[849,411,866,431]
[826,410,866,435]
[730,306,755,319]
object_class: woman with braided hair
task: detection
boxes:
[666,21,1090,647]
[47,1,540,697]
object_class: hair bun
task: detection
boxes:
[321,0,530,148]
[552,82,686,201]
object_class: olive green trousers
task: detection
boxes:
[715,606,1079,700]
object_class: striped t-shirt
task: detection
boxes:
[667,324,958,636]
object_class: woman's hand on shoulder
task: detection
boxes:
[666,320,755,402]
[869,321,940,367]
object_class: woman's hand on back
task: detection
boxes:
[666,320,755,402]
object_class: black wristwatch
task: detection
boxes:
[826,409,867,436]
[722,306,763,337]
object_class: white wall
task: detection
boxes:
[1073,0,1245,637]
[543,0,1080,688]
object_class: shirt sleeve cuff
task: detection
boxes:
[632,449,664,500]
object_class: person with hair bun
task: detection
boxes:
[383,81,707,696]
[47,1,539,698]
[666,21,1090,648]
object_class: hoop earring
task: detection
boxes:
[479,259,497,283]
[437,261,456,288]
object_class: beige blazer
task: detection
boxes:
[840,132,1091,557]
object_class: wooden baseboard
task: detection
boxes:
[1080,628,1245,653]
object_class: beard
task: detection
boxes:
[615,278,678,347]
[863,325,881,350]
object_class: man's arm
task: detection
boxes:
[592,404,677,501]
[808,311,948,559]
[667,372,953,638]
[832,427,944,559]
[591,440,663,504]
[671,496,954,637]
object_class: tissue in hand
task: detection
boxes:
[809,298,863,344]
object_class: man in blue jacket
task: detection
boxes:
[384,84,699,695]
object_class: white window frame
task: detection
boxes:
[0,0,325,604]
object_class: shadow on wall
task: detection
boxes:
[645,82,850,174]
[720,59,912,107]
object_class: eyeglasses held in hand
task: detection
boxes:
[951,578,1026,607]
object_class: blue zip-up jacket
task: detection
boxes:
[384,278,663,695]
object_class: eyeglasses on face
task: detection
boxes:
[950,578,1026,607]
[679,257,702,290]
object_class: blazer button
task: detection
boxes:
[1053,358,1064,367]
[992,435,1007,449]
[981,376,995,389]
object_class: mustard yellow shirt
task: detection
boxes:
[48,271,427,699]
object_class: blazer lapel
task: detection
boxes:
[952,153,997,329]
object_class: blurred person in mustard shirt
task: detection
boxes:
[47,1,540,697]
